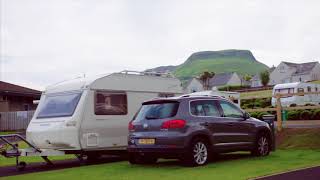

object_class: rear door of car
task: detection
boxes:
[189,99,236,148]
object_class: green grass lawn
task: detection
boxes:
[240,90,272,99]
[311,80,320,84]
[0,142,74,167]
[1,129,320,179]
[0,131,18,136]
[1,150,320,180]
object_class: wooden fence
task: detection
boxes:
[0,111,35,131]
[243,91,320,132]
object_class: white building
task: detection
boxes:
[270,61,320,85]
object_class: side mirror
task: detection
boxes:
[243,112,250,120]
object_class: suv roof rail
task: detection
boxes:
[180,94,223,98]
[119,70,174,78]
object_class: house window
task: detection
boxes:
[316,87,318,92]
[95,91,127,115]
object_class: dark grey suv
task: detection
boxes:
[127,95,274,166]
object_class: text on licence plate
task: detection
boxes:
[138,139,155,145]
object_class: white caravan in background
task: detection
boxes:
[26,71,183,156]
[271,82,320,107]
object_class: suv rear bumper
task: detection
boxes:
[127,145,186,158]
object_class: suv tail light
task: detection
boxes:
[161,119,186,129]
[128,121,134,131]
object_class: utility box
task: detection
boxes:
[262,114,276,151]
[281,110,288,121]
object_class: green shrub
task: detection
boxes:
[218,85,250,91]
[287,110,299,120]
[300,110,312,120]
[241,98,271,109]
[249,112,270,119]
[311,109,320,120]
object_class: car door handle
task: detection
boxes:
[227,123,234,126]
[201,122,209,126]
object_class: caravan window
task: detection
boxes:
[298,88,304,96]
[275,88,294,97]
[37,91,82,118]
[95,91,127,115]
[307,86,312,92]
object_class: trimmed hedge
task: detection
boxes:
[249,109,320,120]
[249,112,272,119]
[241,98,271,109]
[218,85,250,91]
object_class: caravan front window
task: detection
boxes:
[95,91,127,115]
[37,91,82,118]
[275,88,294,97]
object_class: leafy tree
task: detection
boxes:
[244,74,252,81]
[260,70,270,87]
[199,71,215,90]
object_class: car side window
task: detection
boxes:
[219,101,243,118]
[190,100,220,117]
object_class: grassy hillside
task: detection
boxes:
[174,56,268,79]
[147,50,269,81]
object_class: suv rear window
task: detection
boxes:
[133,101,179,122]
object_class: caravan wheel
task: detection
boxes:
[17,161,26,171]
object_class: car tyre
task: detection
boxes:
[182,138,210,166]
[128,153,157,165]
[252,133,270,156]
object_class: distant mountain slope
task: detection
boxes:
[147,49,269,80]
[145,65,176,73]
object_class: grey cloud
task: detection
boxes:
[1,0,320,89]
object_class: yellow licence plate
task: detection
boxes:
[138,138,155,145]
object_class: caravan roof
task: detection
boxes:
[273,82,318,90]
[44,71,183,94]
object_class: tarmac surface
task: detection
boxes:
[255,166,320,180]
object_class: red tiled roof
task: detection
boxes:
[0,81,41,96]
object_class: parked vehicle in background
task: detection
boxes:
[26,71,183,159]
[271,82,320,107]
[187,88,240,106]
[127,94,274,166]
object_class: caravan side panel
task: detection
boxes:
[79,90,159,150]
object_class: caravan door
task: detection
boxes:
[80,90,157,150]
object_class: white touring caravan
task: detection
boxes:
[0,71,183,169]
[27,71,183,152]
[271,82,320,107]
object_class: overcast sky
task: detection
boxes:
[1,0,320,90]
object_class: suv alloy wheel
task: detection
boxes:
[182,138,210,166]
[252,133,270,156]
